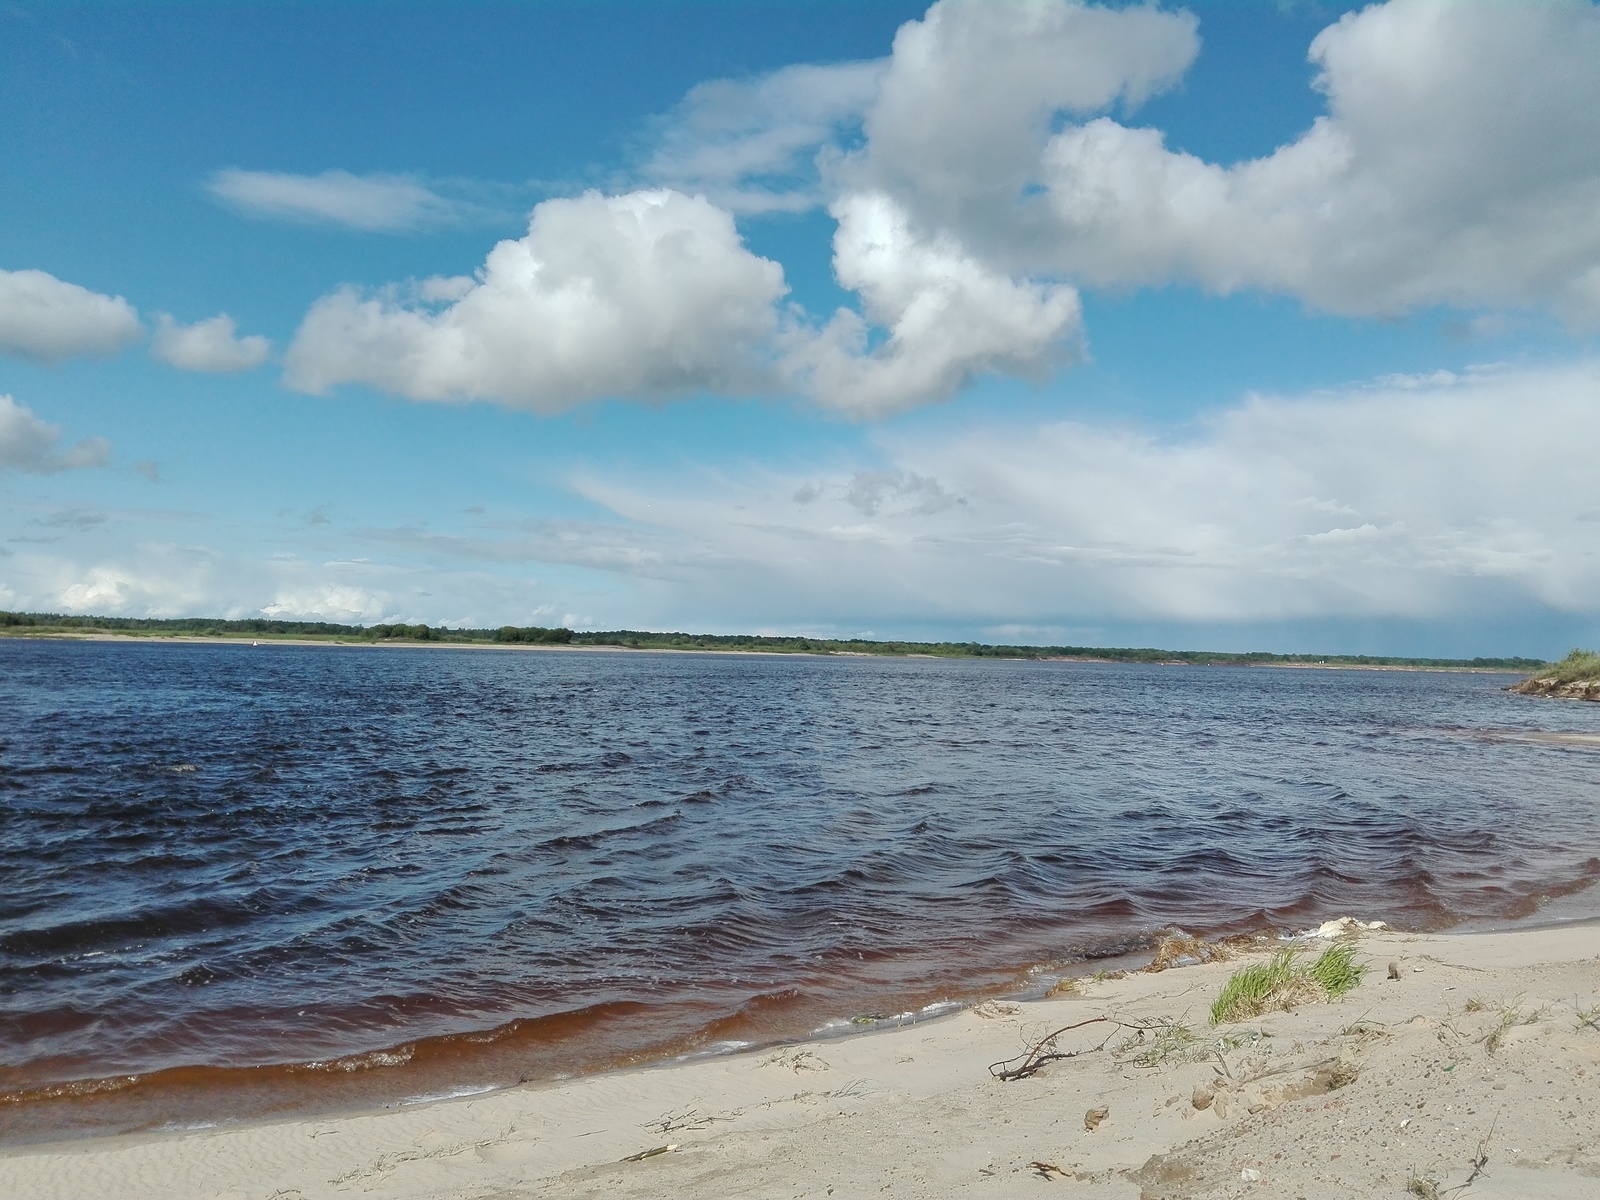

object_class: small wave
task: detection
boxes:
[398,1083,498,1105]
[301,1047,415,1073]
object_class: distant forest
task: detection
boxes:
[0,610,1547,670]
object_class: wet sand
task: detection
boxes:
[4,920,1597,1199]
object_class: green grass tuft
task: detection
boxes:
[1210,950,1308,1024]
[1209,945,1368,1025]
[1307,943,1366,999]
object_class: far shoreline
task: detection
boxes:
[0,629,1536,674]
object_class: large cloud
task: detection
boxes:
[280,0,1600,419]
[650,0,1600,329]
[842,0,1198,239]
[0,268,142,362]
[287,186,1084,417]
[151,313,271,372]
[0,395,111,473]
[569,362,1600,627]
[8,365,1596,642]
[1029,0,1600,321]
[284,189,789,410]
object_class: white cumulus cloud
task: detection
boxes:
[635,0,1600,337]
[783,192,1081,416]
[207,168,466,232]
[1031,0,1600,322]
[152,313,272,372]
[0,267,143,362]
[260,584,392,623]
[0,395,111,473]
[284,189,789,410]
[279,0,1600,420]
[286,186,1083,417]
[842,0,1199,238]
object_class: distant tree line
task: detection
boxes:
[492,625,575,644]
[0,611,573,645]
[561,629,1545,669]
[0,610,1546,669]
[0,611,366,636]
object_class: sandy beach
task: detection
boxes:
[3,921,1596,1200]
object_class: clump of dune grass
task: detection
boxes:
[1209,944,1368,1024]
[1532,648,1600,684]
[1307,942,1365,999]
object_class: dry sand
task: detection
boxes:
[3,921,1597,1200]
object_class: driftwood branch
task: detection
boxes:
[988,1016,1169,1081]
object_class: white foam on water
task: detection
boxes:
[398,1083,499,1106]
[671,1039,753,1063]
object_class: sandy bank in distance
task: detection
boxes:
[2,922,1598,1200]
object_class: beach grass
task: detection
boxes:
[1532,648,1600,685]
[1210,944,1367,1024]
[1306,942,1365,999]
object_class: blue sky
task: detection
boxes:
[2,0,1598,656]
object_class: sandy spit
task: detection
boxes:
[2,922,1597,1200]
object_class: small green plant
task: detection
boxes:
[1307,943,1365,999]
[1485,1006,1517,1053]
[1481,998,1541,1054]
[1209,945,1369,1024]
[1577,1003,1600,1033]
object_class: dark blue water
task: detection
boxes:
[2,638,1598,1142]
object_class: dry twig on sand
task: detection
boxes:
[1409,1107,1502,1199]
[619,1144,677,1163]
[989,1016,1171,1081]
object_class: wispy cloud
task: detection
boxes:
[358,517,715,579]
[638,60,886,215]
[207,168,485,232]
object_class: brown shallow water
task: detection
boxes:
[3,639,1599,1144]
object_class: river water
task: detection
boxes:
[3,638,1597,1143]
